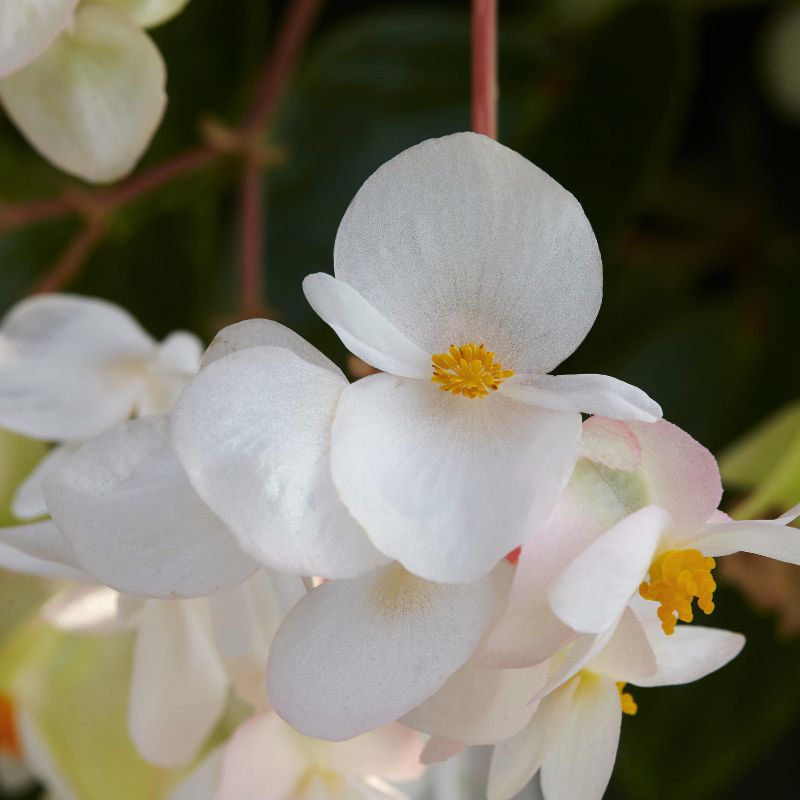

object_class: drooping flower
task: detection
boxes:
[486,603,743,800]
[487,416,800,651]
[172,134,661,585]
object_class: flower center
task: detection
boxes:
[639,548,717,635]
[616,682,638,715]
[0,695,21,759]
[431,343,514,399]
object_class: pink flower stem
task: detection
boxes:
[471,0,498,139]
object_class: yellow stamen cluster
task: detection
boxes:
[616,682,638,716]
[431,343,514,399]
[639,548,717,635]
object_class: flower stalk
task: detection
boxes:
[471,0,498,139]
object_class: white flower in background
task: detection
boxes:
[0,293,201,444]
[0,0,190,182]
[174,711,425,800]
[486,603,743,800]
[172,133,661,586]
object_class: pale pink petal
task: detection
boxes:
[421,737,465,765]
[327,724,425,782]
[580,416,641,472]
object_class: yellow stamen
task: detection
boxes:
[431,342,514,399]
[616,682,638,715]
[639,548,717,635]
[0,695,21,759]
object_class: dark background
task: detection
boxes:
[1,1,800,797]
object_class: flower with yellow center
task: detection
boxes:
[538,419,800,640]
[172,132,662,585]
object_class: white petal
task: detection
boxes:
[12,444,79,520]
[501,373,661,422]
[101,0,190,29]
[487,681,579,800]
[136,330,203,416]
[0,538,87,581]
[42,585,137,633]
[420,737,465,765]
[303,274,431,378]
[0,294,154,441]
[402,660,547,745]
[200,318,343,376]
[587,606,657,683]
[0,518,81,567]
[539,675,621,800]
[334,132,602,375]
[43,415,257,598]
[331,374,581,582]
[0,0,77,77]
[689,516,800,562]
[267,565,502,740]
[548,506,671,634]
[172,345,386,578]
[208,569,305,708]
[216,713,308,800]
[632,614,745,687]
[0,4,166,183]
[128,599,228,768]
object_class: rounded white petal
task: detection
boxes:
[333,132,602,376]
[547,506,671,634]
[0,519,81,568]
[402,660,547,745]
[331,374,581,582]
[0,0,77,77]
[303,273,431,378]
[129,599,228,768]
[0,4,166,183]
[170,746,223,800]
[587,606,657,684]
[42,585,129,633]
[172,345,386,578]
[501,373,661,423]
[420,737,465,765]
[487,681,578,800]
[539,675,621,800]
[0,294,155,441]
[101,0,190,28]
[0,539,88,581]
[267,565,501,741]
[43,415,257,598]
[12,444,79,520]
[201,318,343,375]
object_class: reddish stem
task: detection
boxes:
[237,0,324,317]
[32,220,106,294]
[471,0,498,139]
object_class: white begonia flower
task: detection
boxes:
[0,3,166,183]
[0,0,78,77]
[542,419,800,637]
[172,134,661,585]
[486,603,743,800]
[215,712,425,800]
[0,294,202,443]
[102,0,191,29]
[267,562,510,742]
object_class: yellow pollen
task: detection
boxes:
[616,682,638,716]
[639,548,717,636]
[431,343,514,399]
